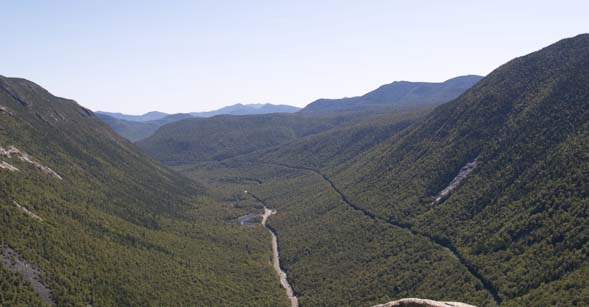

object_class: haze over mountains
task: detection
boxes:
[96,103,301,141]
[98,103,301,122]
[1,34,589,307]
[301,75,483,113]
[118,75,479,150]
[191,103,301,117]
[95,110,169,122]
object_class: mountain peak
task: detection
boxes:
[302,75,483,113]
[190,103,300,117]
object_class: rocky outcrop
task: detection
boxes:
[1,245,55,305]
[0,160,19,172]
[0,146,62,179]
[0,104,14,116]
[373,298,476,307]
[433,157,479,204]
[13,201,43,222]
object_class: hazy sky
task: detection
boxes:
[1,1,587,114]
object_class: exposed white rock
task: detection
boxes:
[373,298,477,307]
[0,146,62,180]
[13,201,43,222]
[50,111,65,121]
[261,206,276,226]
[0,161,20,172]
[0,104,13,115]
[433,157,479,204]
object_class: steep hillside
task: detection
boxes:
[301,75,482,113]
[251,109,428,170]
[262,34,589,305]
[0,76,288,306]
[137,111,391,163]
[166,35,589,306]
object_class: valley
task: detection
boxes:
[0,76,290,306]
[2,32,589,307]
[251,160,500,305]
[236,198,299,307]
[140,34,589,306]
[174,160,492,306]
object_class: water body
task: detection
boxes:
[237,213,260,225]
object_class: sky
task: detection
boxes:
[1,1,587,114]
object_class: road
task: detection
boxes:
[261,207,299,307]
[251,161,500,306]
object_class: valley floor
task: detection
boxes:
[174,160,493,307]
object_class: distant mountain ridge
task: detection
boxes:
[96,110,168,122]
[137,74,481,162]
[96,103,301,141]
[98,77,481,142]
[301,75,483,113]
[96,103,300,122]
[191,103,300,117]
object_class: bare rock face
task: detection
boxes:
[432,157,479,205]
[373,298,477,307]
[0,160,19,172]
[1,245,55,305]
[0,145,62,179]
[0,104,14,115]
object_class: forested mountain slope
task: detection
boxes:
[0,76,288,306]
[104,34,588,306]
[258,34,589,306]
[138,74,481,164]
[137,110,403,163]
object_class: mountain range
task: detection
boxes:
[2,34,589,307]
[138,34,589,306]
[191,103,301,117]
[96,103,300,141]
[98,103,300,122]
[137,75,482,161]
[95,110,169,122]
[301,75,483,113]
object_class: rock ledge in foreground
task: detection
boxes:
[373,298,476,307]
